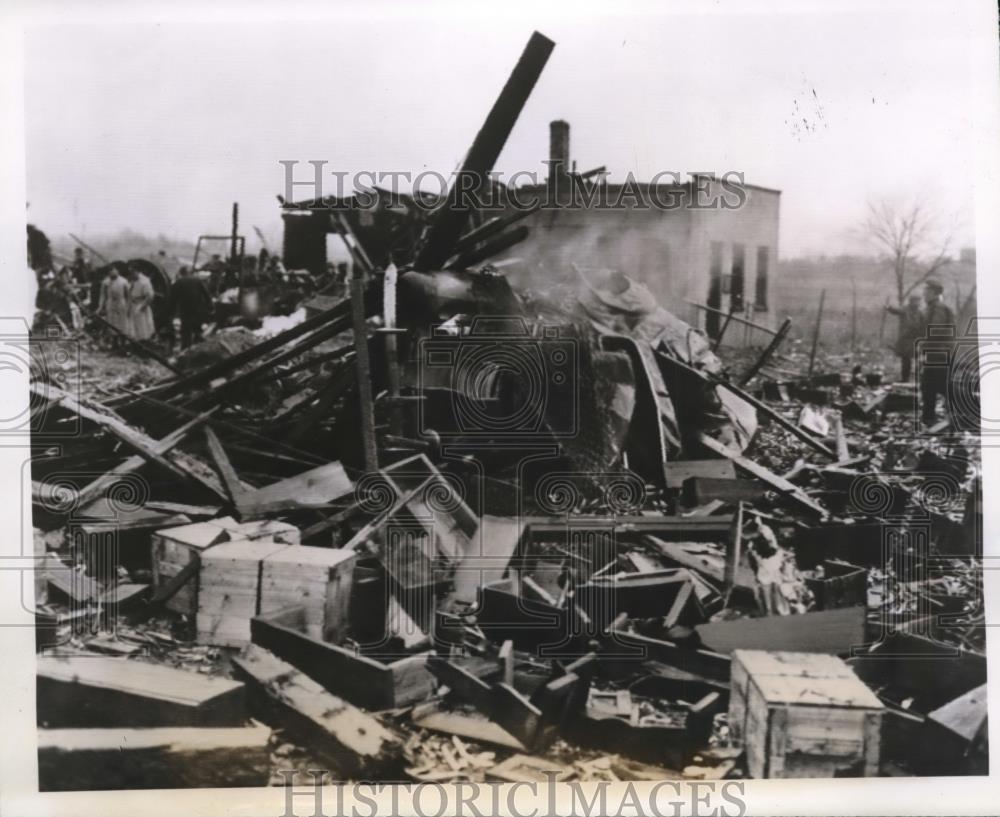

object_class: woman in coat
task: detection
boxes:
[98,267,131,349]
[127,266,156,341]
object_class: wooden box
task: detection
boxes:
[251,605,434,710]
[152,517,299,616]
[805,560,867,610]
[196,539,292,646]
[730,650,883,778]
[259,546,356,643]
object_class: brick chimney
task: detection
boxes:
[549,120,570,177]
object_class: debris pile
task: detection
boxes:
[29,29,985,789]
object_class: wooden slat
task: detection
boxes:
[697,607,866,656]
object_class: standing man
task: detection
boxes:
[884,294,924,382]
[97,266,130,350]
[170,266,213,348]
[202,253,225,294]
[918,278,956,427]
[127,264,156,342]
[70,247,92,284]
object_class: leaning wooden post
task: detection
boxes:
[806,289,826,382]
[739,317,791,387]
[350,266,378,472]
[713,304,738,351]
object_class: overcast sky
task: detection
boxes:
[23,0,986,258]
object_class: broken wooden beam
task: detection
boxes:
[697,432,828,517]
[664,459,737,490]
[413,31,555,270]
[204,425,251,506]
[232,645,402,776]
[73,409,216,510]
[31,383,229,504]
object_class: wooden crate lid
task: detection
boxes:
[733,650,855,679]
[153,517,241,550]
[262,545,356,568]
[752,673,884,709]
[201,539,291,563]
[229,518,300,544]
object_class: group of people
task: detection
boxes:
[100,263,214,352]
[95,263,158,350]
[885,278,957,427]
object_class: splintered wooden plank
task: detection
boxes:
[37,725,271,791]
[204,426,251,505]
[74,409,216,510]
[697,432,829,517]
[410,700,527,750]
[232,646,401,775]
[665,459,737,489]
[36,655,246,728]
[237,461,354,517]
[31,383,229,503]
[697,607,867,656]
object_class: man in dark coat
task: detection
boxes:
[885,294,924,382]
[918,278,956,427]
[170,266,213,349]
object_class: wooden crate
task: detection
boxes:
[805,560,867,610]
[259,546,356,643]
[251,605,434,710]
[196,539,292,646]
[152,517,299,616]
[730,650,883,778]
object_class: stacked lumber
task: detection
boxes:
[196,539,292,646]
[259,545,356,642]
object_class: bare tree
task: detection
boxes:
[860,198,952,306]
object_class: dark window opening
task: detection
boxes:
[755,246,769,310]
[706,241,724,338]
[731,243,745,311]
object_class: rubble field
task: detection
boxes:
[28,29,985,789]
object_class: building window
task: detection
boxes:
[730,243,745,310]
[706,241,724,338]
[755,246,769,310]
